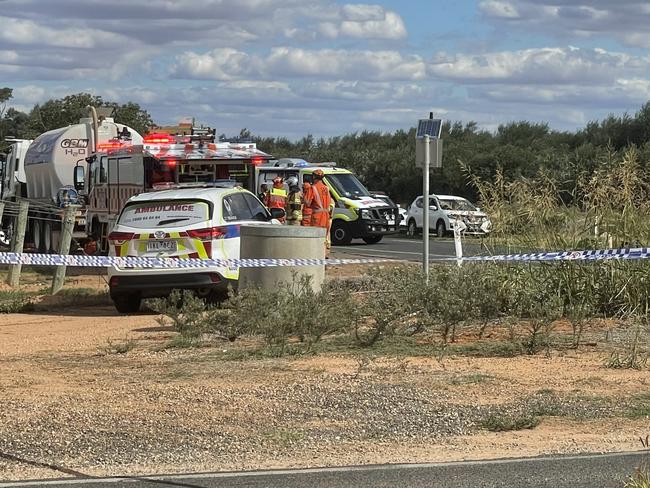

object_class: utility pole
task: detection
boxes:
[7,200,29,287]
[51,205,77,294]
[415,115,443,282]
[423,134,430,279]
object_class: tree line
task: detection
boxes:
[3,86,650,205]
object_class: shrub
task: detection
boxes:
[0,290,34,313]
[479,413,540,432]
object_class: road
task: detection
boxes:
[1,451,646,487]
[331,234,487,262]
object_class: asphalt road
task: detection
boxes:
[1,451,647,488]
[331,234,487,262]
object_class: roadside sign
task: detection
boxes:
[415,118,443,168]
[415,138,443,169]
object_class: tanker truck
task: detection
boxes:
[0,109,143,252]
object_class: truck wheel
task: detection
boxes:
[331,221,352,246]
[436,220,446,238]
[43,221,52,253]
[32,220,43,252]
[362,235,383,244]
[112,293,141,314]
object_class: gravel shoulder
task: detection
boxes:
[0,276,649,481]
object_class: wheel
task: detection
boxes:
[32,220,43,252]
[407,219,418,238]
[331,220,352,246]
[436,220,446,238]
[362,235,383,244]
[112,293,141,314]
[43,221,52,253]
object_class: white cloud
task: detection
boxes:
[479,0,520,19]
[479,1,650,49]
[0,16,129,49]
[429,47,640,85]
[172,47,426,81]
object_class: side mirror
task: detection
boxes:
[73,165,85,192]
[269,207,286,220]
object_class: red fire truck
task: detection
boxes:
[74,126,272,252]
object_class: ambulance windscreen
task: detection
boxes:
[118,200,211,228]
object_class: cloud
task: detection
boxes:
[429,47,642,85]
[172,47,426,81]
[479,1,650,48]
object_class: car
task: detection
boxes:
[107,184,284,313]
[405,194,491,238]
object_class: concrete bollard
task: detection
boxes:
[239,224,326,291]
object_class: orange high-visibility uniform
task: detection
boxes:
[265,183,288,223]
[301,182,313,226]
[309,179,332,256]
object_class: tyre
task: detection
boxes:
[32,220,43,252]
[362,235,383,245]
[436,220,446,238]
[112,293,141,314]
[331,220,352,246]
[407,219,418,238]
[43,221,52,253]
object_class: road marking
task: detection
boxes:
[0,451,645,487]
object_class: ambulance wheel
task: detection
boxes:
[331,221,352,246]
[112,294,141,314]
[362,235,383,245]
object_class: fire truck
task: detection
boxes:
[75,126,273,252]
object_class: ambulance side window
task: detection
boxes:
[222,193,254,222]
[242,193,269,221]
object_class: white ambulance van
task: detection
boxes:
[107,184,283,313]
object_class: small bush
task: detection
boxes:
[480,413,540,432]
[625,469,650,488]
[0,290,34,313]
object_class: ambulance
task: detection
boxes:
[255,159,399,245]
[107,183,284,313]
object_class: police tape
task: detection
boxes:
[0,252,392,268]
[0,247,649,269]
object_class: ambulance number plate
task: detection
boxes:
[147,240,177,252]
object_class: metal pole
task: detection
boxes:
[51,205,76,294]
[7,200,29,287]
[423,134,430,280]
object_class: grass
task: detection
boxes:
[102,337,137,355]
[446,373,493,386]
[262,428,304,447]
[625,469,650,488]
[0,289,35,313]
[624,394,650,419]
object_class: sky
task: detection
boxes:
[3,0,650,139]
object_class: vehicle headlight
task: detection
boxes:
[360,209,372,219]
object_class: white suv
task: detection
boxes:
[107,186,283,313]
[406,194,491,238]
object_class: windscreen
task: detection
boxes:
[439,198,477,212]
[325,173,371,199]
[118,199,211,228]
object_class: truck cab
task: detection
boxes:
[255,159,399,245]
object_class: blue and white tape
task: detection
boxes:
[0,252,392,268]
[0,247,648,269]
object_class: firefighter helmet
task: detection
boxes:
[286,176,298,187]
[273,176,283,185]
[313,169,325,179]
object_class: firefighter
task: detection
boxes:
[301,181,313,227]
[265,176,288,223]
[285,176,303,225]
[258,183,269,203]
[308,169,333,257]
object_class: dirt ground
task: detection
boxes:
[0,271,649,481]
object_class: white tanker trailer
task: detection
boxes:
[1,110,142,252]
